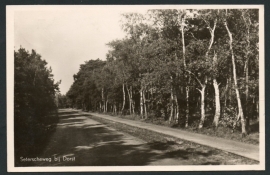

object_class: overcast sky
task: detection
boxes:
[14,6,147,94]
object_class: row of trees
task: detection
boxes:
[67,9,259,137]
[14,47,60,163]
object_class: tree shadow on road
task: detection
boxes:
[20,110,225,166]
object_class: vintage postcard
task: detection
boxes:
[6,5,265,172]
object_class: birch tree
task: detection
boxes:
[223,9,246,136]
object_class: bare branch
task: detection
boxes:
[206,18,217,56]
[185,70,203,87]
[201,17,211,31]
[190,33,198,40]
[196,88,202,93]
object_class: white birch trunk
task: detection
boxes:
[242,11,251,133]
[143,90,147,119]
[121,83,125,114]
[126,85,132,115]
[224,17,246,136]
[140,89,144,117]
[174,93,179,124]
[169,85,174,124]
[245,61,250,132]
[181,14,190,127]
[198,85,206,129]
[99,102,102,112]
[185,85,189,127]
[131,86,135,114]
[101,88,105,112]
[213,78,221,128]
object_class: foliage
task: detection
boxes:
[14,48,60,160]
[66,9,259,135]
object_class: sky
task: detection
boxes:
[14,6,147,94]
[14,5,258,94]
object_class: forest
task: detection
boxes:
[14,48,60,164]
[65,9,259,137]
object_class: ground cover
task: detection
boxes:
[103,112,259,145]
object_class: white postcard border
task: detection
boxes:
[6,5,265,172]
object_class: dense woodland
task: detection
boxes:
[65,9,259,137]
[14,48,60,162]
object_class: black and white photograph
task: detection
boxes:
[6,5,265,172]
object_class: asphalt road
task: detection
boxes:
[27,109,187,166]
[22,109,257,166]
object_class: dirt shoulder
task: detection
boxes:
[108,113,259,145]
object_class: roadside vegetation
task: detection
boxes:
[63,9,259,139]
[14,48,60,166]
[115,113,259,145]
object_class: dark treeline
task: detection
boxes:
[14,48,60,164]
[56,93,71,108]
[66,9,259,137]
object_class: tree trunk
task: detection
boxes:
[242,10,251,134]
[126,85,132,115]
[121,83,125,114]
[197,96,199,108]
[203,17,218,128]
[185,84,189,127]
[180,14,190,127]
[140,89,144,118]
[213,78,221,128]
[181,15,186,69]
[114,103,117,114]
[132,99,135,114]
[101,88,105,112]
[105,100,108,113]
[198,85,206,129]
[169,85,174,124]
[99,102,102,112]
[119,103,121,114]
[212,52,221,128]
[174,92,179,124]
[223,78,229,114]
[143,90,147,119]
[228,68,232,107]
[131,86,135,114]
[245,59,250,133]
[224,18,246,136]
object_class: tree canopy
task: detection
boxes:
[66,9,259,137]
[14,47,60,163]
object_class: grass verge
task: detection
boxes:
[107,113,259,145]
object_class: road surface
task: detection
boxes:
[25,109,188,166]
[20,109,257,166]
